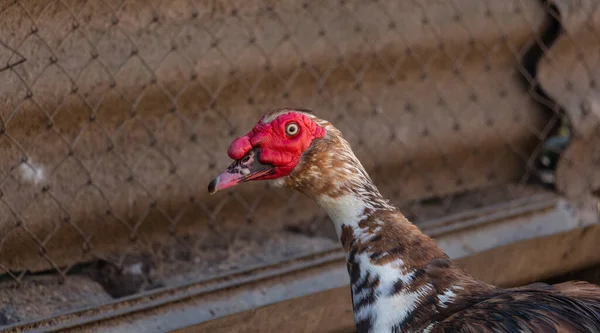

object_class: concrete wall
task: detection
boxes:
[0,0,550,275]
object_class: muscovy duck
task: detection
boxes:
[208,108,600,333]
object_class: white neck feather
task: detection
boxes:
[316,193,370,239]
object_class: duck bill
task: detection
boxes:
[208,149,274,194]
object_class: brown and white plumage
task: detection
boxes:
[209,108,600,333]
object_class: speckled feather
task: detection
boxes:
[218,108,600,333]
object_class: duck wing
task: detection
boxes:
[433,281,600,333]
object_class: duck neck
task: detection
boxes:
[315,173,495,333]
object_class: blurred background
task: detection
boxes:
[0,0,599,332]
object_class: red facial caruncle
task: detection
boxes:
[208,111,326,194]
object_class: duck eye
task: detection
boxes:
[285,122,300,136]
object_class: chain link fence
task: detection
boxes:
[0,0,598,327]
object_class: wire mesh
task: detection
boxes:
[0,0,597,326]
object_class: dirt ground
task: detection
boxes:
[0,229,337,326]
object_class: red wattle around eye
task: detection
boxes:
[260,148,295,170]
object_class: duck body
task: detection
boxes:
[209,108,600,333]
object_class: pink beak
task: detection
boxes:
[208,149,275,194]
